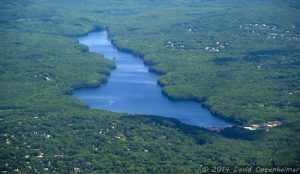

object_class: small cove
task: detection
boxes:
[73,31,232,128]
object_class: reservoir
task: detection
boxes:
[73,31,232,127]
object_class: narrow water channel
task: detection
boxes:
[73,31,232,128]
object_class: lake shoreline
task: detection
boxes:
[73,29,234,128]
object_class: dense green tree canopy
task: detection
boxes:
[0,0,299,173]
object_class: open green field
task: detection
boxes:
[1,0,299,173]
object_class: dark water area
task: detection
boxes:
[73,31,232,128]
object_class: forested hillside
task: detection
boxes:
[1,0,299,173]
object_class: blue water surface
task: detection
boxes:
[73,31,232,127]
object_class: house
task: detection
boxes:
[36,152,44,158]
[243,121,282,131]
[54,153,64,157]
[243,126,257,131]
[266,121,282,127]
